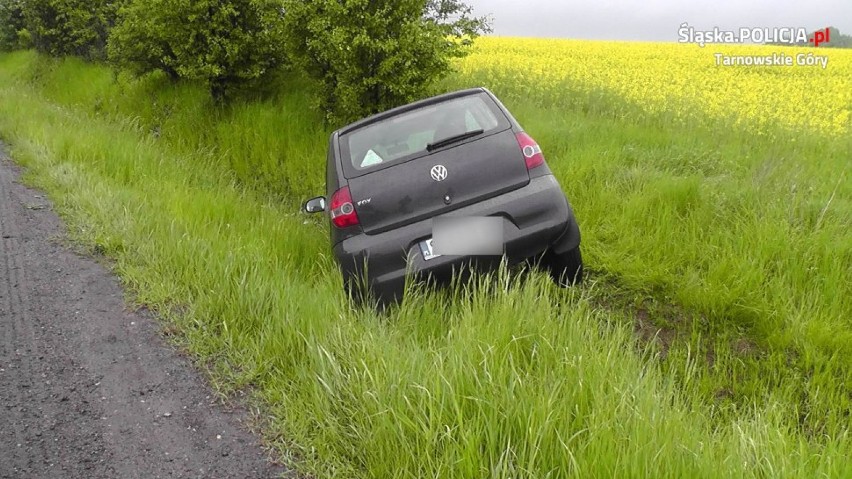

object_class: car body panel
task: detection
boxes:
[333,174,580,303]
[347,129,531,235]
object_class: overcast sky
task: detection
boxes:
[465,0,852,41]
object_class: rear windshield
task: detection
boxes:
[341,93,509,175]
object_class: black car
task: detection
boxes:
[304,87,582,306]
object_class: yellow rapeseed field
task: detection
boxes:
[456,37,852,136]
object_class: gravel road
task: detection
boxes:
[0,149,289,478]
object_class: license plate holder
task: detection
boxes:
[419,238,441,261]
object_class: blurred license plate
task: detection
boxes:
[419,238,441,261]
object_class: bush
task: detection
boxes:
[282,0,491,125]
[21,0,119,60]
[108,0,287,101]
[0,0,26,51]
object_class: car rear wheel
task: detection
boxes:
[546,245,583,286]
[344,276,367,306]
[344,275,400,311]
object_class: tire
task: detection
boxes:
[546,245,583,287]
[343,275,400,311]
[343,275,370,307]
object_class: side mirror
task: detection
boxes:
[303,196,327,213]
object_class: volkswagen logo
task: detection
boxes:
[430,165,448,182]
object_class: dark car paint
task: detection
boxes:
[334,174,580,304]
[348,128,531,235]
[321,87,581,304]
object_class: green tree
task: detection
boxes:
[0,0,26,51]
[108,0,287,101]
[22,0,120,60]
[823,27,852,48]
[282,0,491,125]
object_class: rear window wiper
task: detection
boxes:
[426,129,484,152]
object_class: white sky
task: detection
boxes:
[465,0,852,41]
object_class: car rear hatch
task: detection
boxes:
[339,93,530,235]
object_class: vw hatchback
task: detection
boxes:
[304,87,582,305]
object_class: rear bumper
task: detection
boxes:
[333,174,580,303]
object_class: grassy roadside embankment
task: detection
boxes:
[0,46,850,477]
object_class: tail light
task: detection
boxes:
[516,132,545,170]
[330,186,360,228]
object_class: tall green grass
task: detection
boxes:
[1,50,851,477]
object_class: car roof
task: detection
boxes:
[336,87,490,136]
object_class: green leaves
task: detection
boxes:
[107,0,287,101]
[0,0,27,51]
[14,0,118,59]
[282,0,490,125]
[5,0,489,109]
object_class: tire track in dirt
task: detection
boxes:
[0,146,290,478]
[0,142,37,474]
[0,170,109,474]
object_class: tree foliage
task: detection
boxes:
[818,27,852,48]
[20,0,119,59]
[282,0,491,125]
[108,0,287,101]
[4,0,491,109]
[0,0,26,50]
